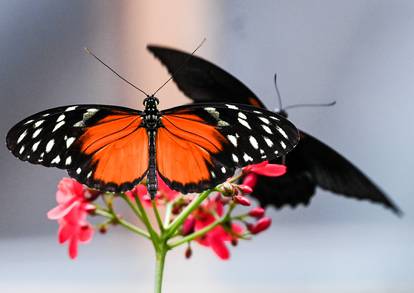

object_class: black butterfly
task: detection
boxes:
[7,84,299,198]
[147,45,401,214]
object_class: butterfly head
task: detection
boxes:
[143,95,160,108]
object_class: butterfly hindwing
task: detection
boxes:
[6,104,148,192]
[158,103,299,193]
[147,45,265,107]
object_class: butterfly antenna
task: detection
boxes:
[152,38,206,96]
[274,73,283,110]
[84,47,149,97]
[284,100,336,111]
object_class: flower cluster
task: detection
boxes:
[47,178,96,259]
[47,161,285,260]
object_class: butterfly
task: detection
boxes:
[147,45,401,214]
[6,96,299,199]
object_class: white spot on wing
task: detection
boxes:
[227,135,238,147]
[66,137,75,148]
[32,128,42,138]
[232,153,239,163]
[46,139,54,153]
[280,141,287,149]
[52,121,65,132]
[221,166,226,173]
[87,171,92,178]
[238,118,251,129]
[277,126,288,139]
[65,106,77,111]
[32,141,40,152]
[243,153,253,162]
[17,130,27,143]
[76,167,82,174]
[259,117,270,124]
[262,125,273,134]
[264,137,273,147]
[249,136,259,149]
[57,114,65,122]
[87,108,98,113]
[34,120,44,128]
[238,112,247,120]
[65,156,72,166]
[24,119,34,125]
[226,104,239,110]
[51,155,60,164]
[211,171,216,179]
[19,146,25,154]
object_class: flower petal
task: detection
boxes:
[47,200,78,220]
[68,237,78,259]
[78,225,94,243]
[251,163,286,177]
[209,233,230,260]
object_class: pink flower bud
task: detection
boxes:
[248,217,272,234]
[248,207,265,218]
[233,195,251,206]
[181,216,196,236]
[238,184,253,194]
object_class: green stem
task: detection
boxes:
[94,208,150,239]
[152,200,164,232]
[165,189,212,238]
[163,202,173,227]
[168,202,236,248]
[120,193,143,221]
[133,193,160,245]
[154,245,167,293]
[168,217,224,248]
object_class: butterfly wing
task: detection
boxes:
[157,103,299,193]
[6,105,148,192]
[149,45,401,214]
[147,45,265,107]
[250,131,401,214]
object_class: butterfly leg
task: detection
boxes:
[147,130,158,199]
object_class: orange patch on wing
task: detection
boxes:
[156,114,225,185]
[248,97,263,108]
[79,114,148,185]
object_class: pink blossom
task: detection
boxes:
[192,197,243,260]
[47,178,95,259]
[242,161,286,189]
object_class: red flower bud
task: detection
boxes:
[248,217,272,234]
[238,184,253,194]
[233,195,251,206]
[181,216,196,236]
[99,224,108,234]
[248,207,265,218]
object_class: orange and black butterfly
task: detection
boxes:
[6,96,299,198]
[147,45,401,214]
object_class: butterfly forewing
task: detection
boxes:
[7,105,148,192]
[158,103,299,193]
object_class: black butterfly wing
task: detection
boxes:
[250,131,402,214]
[149,45,401,215]
[157,103,299,193]
[6,105,149,192]
[147,45,265,108]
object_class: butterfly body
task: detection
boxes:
[148,45,401,214]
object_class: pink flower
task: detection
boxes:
[242,161,286,189]
[47,178,95,259]
[191,197,243,260]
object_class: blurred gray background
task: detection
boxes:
[0,0,412,292]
